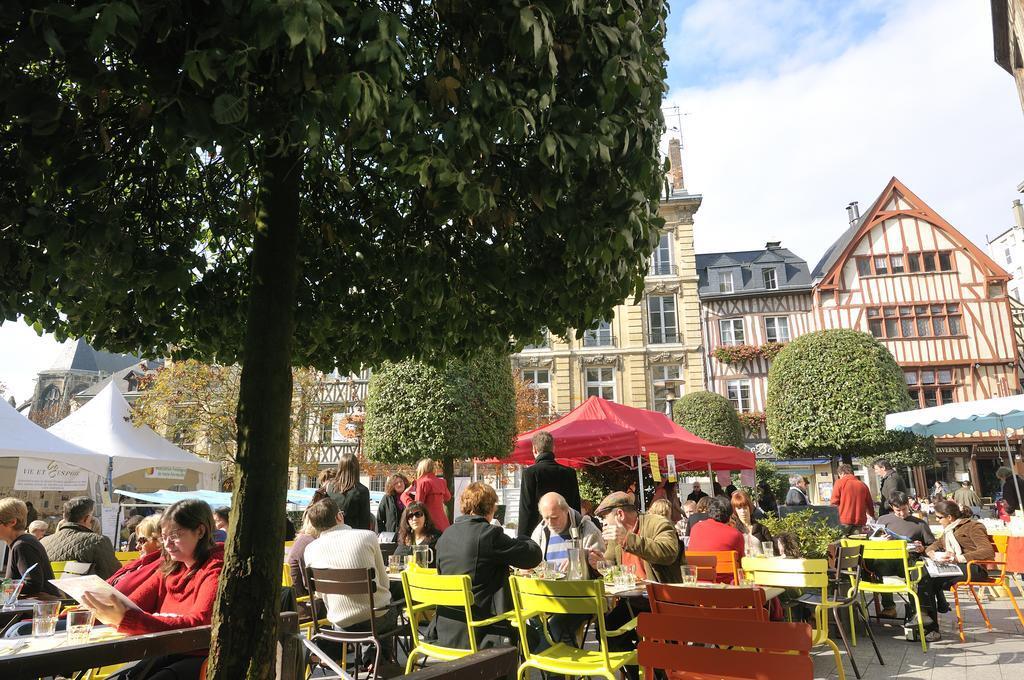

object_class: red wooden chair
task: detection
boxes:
[684,554,718,583]
[686,550,740,583]
[647,582,768,621]
[638,611,814,680]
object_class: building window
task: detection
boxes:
[369,474,388,493]
[719,318,746,345]
[1006,248,1014,265]
[719,271,734,293]
[859,251,956,276]
[905,367,957,409]
[726,380,752,413]
[873,256,888,275]
[866,304,962,339]
[522,369,551,413]
[583,320,614,347]
[585,367,616,401]
[647,295,678,344]
[763,269,778,290]
[890,254,905,274]
[651,233,673,275]
[856,257,871,276]
[764,317,791,343]
[651,365,682,415]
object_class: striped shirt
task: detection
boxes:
[303,525,391,628]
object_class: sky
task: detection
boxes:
[1,0,1023,404]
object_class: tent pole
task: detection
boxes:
[1003,417,1023,518]
[637,455,645,512]
[707,462,713,491]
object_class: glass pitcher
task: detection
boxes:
[565,539,587,580]
[411,544,434,568]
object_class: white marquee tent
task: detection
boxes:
[48,383,220,489]
[0,397,109,476]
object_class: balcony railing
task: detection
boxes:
[523,337,551,350]
[649,262,677,276]
[648,331,681,344]
[582,332,616,348]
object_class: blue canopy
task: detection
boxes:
[114,487,384,508]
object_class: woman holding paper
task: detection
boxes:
[82,499,222,679]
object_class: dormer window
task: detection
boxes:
[719,271,734,293]
[763,268,777,290]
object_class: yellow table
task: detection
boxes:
[0,626,123,657]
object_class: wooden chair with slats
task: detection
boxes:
[638,611,814,680]
[683,554,718,583]
[686,550,740,583]
[647,582,768,621]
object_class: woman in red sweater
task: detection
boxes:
[83,499,222,680]
[402,458,452,531]
[107,513,165,596]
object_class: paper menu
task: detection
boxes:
[49,575,141,611]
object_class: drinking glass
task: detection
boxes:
[66,608,95,644]
[761,541,775,557]
[745,543,762,558]
[546,560,563,578]
[403,555,414,569]
[738,571,756,588]
[32,601,60,637]
[387,554,402,574]
[679,566,697,585]
[1,581,23,611]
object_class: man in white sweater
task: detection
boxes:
[303,505,396,670]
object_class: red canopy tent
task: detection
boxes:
[497,396,755,472]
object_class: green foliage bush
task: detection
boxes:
[760,510,843,559]
[363,350,516,465]
[755,459,787,501]
[673,391,744,448]
[766,330,931,465]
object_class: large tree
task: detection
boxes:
[363,350,516,508]
[766,330,930,466]
[0,3,670,675]
[673,391,745,448]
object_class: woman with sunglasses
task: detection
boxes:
[394,502,441,564]
[106,514,165,596]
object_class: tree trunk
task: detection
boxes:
[442,455,455,522]
[207,151,303,680]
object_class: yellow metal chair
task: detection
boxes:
[841,538,927,652]
[509,576,636,680]
[51,561,67,578]
[114,551,140,565]
[400,569,516,675]
[741,556,847,680]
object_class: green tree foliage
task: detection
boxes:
[363,351,516,510]
[755,458,787,501]
[673,391,745,447]
[759,509,843,559]
[0,2,670,676]
[767,330,929,466]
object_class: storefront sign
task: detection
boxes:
[649,453,662,482]
[144,467,187,480]
[14,458,89,491]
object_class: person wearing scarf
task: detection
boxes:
[922,500,995,638]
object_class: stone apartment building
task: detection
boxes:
[993,0,1024,117]
[512,139,705,419]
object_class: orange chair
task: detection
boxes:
[638,611,814,680]
[647,582,768,621]
[951,537,1024,641]
[684,554,718,582]
[685,550,740,583]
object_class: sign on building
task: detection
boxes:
[144,467,187,480]
[14,458,89,491]
[331,413,360,444]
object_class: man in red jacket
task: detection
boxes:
[830,463,874,535]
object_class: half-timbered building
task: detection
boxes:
[696,243,814,449]
[811,177,1018,496]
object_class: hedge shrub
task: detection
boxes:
[673,391,745,448]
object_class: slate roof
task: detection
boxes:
[47,338,143,375]
[696,243,813,300]
[810,190,889,280]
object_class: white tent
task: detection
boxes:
[886,394,1024,511]
[0,397,109,477]
[49,383,220,488]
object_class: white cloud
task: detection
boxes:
[666,0,1024,266]
[0,320,64,405]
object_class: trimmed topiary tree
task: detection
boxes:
[363,350,516,516]
[767,330,930,466]
[673,391,745,447]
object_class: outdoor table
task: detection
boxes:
[0,597,73,635]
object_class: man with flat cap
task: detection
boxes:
[588,491,682,679]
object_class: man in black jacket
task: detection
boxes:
[517,432,581,538]
[997,466,1024,515]
[873,459,907,516]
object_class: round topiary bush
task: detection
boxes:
[673,391,745,447]
[766,329,924,464]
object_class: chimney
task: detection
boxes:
[1014,199,1024,229]
[846,201,860,225]
[765,241,781,250]
[667,138,684,192]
